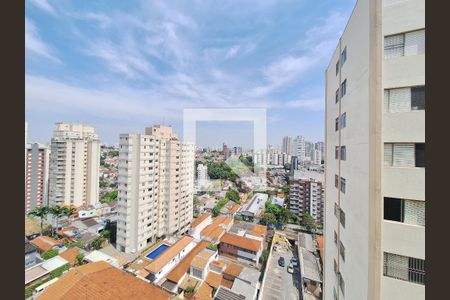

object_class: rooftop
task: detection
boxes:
[31,236,62,252]
[316,235,324,263]
[220,233,262,253]
[241,193,268,216]
[205,271,223,289]
[300,248,322,283]
[201,216,233,240]
[166,241,210,283]
[25,242,37,254]
[299,232,315,253]
[194,282,213,300]
[58,248,81,266]
[145,236,194,274]
[191,213,212,229]
[36,261,171,300]
[223,262,243,278]
[191,248,216,270]
[214,286,245,300]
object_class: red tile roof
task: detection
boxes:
[31,236,61,252]
[191,213,211,228]
[220,233,262,252]
[166,241,210,283]
[37,261,171,300]
[58,248,81,266]
[205,271,223,289]
[223,263,243,278]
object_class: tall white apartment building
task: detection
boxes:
[116,125,194,253]
[288,179,324,226]
[324,0,425,299]
[282,136,294,155]
[25,143,50,213]
[48,123,100,207]
[294,135,306,162]
[313,149,322,165]
[197,163,208,188]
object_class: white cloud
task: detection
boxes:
[25,18,60,63]
[224,45,240,59]
[28,0,56,15]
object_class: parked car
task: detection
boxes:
[278,257,285,267]
[291,257,299,267]
[287,264,294,274]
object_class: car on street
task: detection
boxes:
[278,256,285,267]
[287,264,294,274]
[291,257,299,267]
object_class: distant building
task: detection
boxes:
[48,123,100,207]
[197,163,208,188]
[290,156,299,175]
[293,136,306,162]
[219,232,263,267]
[239,193,268,222]
[282,136,294,155]
[116,125,194,253]
[289,179,324,226]
[25,143,50,213]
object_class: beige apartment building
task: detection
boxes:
[116,125,195,253]
[324,0,425,299]
[48,123,100,207]
[25,143,50,213]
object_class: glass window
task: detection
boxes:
[340,177,346,193]
[335,146,339,159]
[341,47,347,65]
[341,80,347,97]
[336,60,339,75]
[411,86,425,110]
[384,197,403,222]
[341,113,346,129]
[385,33,405,58]
[340,146,346,161]
[335,175,339,188]
[335,89,340,103]
[415,143,425,167]
[335,117,339,131]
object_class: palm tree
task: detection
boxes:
[27,206,49,236]
[48,205,67,236]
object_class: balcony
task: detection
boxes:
[382,220,424,259]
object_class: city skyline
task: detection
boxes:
[25,0,356,146]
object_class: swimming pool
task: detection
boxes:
[146,244,170,260]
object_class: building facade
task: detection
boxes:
[197,163,208,188]
[289,179,324,226]
[324,0,425,299]
[25,143,50,213]
[294,136,306,162]
[48,123,100,207]
[116,125,195,253]
[282,136,294,155]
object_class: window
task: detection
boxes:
[340,113,346,129]
[384,197,425,226]
[334,259,338,274]
[340,146,346,160]
[411,86,425,110]
[334,231,338,244]
[336,60,339,75]
[335,175,339,188]
[384,143,424,168]
[339,241,345,261]
[335,146,339,159]
[384,30,425,58]
[384,86,425,112]
[384,33,405,58]
[338,272,345,295]
[341,47,347,66]
[339,208,346,227]
[335,117,339,131]
[383,252,425,285]
[340,177,346,193]
[415,143,425,167]
[335,89,340,103]
[334,203,339,217]
[341,80,347,97]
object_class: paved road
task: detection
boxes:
[261,247,300,300]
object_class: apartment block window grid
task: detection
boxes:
[384,86,425,112]
[383,252,425,285]
[384,29,425,59]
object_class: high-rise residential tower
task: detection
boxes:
[324,0,425,299]
[197,163,208,188]
[48,123,100,207]
[282,136,294,155]
[116,125,195,253]
[25,143,50,213]
[294,135,306,162]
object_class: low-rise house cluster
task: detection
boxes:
[238,193,268,223]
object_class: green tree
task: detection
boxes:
[261,212,277,225]
[207,244,218,251]
[226,189,241,204]
[27,205,49,236]
[75,253,85,266]
[212,198,228,217]
[108,150,119,157]
[100,229,111,240]
[302,212,317,233]
[101,191,118,203]
[41,248,59,260]
[280,185,289,194]
[89,237,106,250]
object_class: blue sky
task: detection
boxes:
[25,0,356,148]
